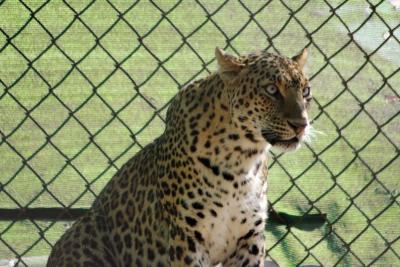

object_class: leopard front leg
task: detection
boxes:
[222,230,265,267]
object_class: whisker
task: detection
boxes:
[304,125,324,144]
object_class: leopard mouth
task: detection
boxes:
[262,132,300,147]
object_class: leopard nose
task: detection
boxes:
[287,119,307,135]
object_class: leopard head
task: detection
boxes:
[216,47,312,151]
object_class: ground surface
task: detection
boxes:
[0,1,399,266]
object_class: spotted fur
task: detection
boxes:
[47,47,311,267]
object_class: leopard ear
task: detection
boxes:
[292,48,308,69]
[215,47,245,82]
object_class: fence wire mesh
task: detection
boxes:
[0,0,399,266]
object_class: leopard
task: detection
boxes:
[47,47,311,267]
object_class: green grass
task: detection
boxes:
[0,0,399,266]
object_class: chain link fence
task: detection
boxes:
[0,0,399,266]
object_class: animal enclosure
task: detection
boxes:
[0,0,399,266]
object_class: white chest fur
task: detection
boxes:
[196,153,268,264]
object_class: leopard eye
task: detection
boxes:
[303,86,311,98]
[265,84,279,96]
